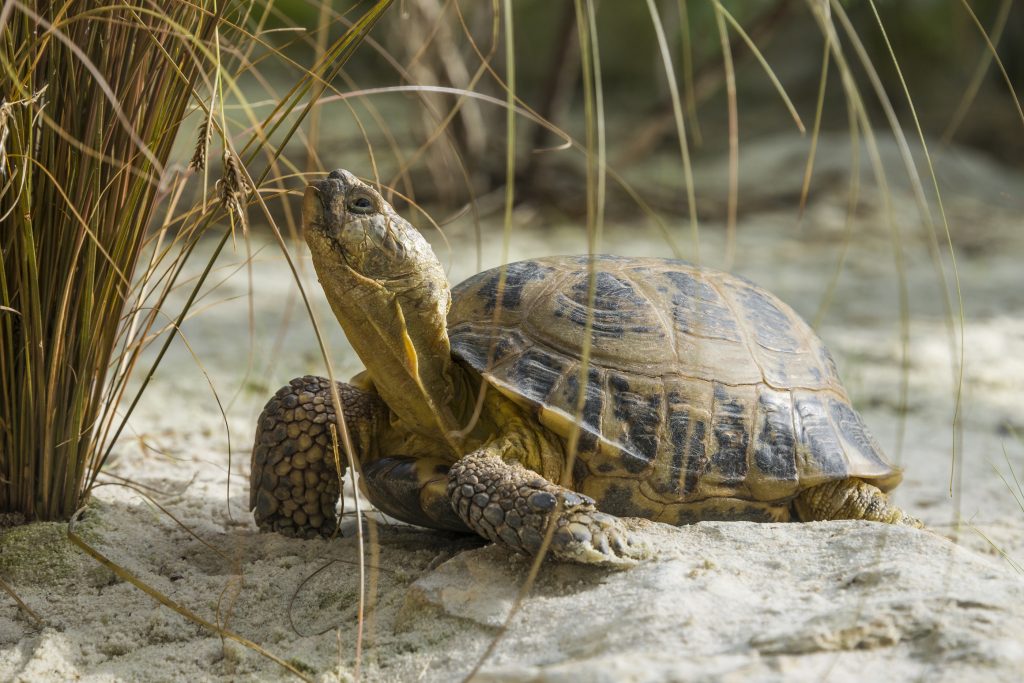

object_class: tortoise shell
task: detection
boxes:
[447,255,900,524]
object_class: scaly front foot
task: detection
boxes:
[448,450,651,567]
[251,376,385,538]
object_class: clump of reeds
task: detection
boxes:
[0,0,394,527]
[0,2,219,521]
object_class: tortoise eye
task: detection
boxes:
[347,194,375,214]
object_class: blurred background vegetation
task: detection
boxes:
[247,0,1022,222]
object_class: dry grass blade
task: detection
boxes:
[467,3,611,675]
[676,0,703,145]
[0,572,42,626]
[966,439,1024,576]
[956,0,1024,130]
[943,0,1014,142]
[713,2,805,134]
[712,3,739,270]
[0,85,47,180]
[862,0,966,497]
[798,38,831,222]
[331,422,365,681]
[806,1,914,466]
[973,436,1024,575]
[646,0,700,261]
[66,510,312,682]
[500,0,517,268]
[970,524,1024,575]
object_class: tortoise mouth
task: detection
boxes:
[302,183,328,233]
[303,181,361,272]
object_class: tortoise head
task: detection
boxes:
[302,169,469,449]
[303,169,418,281]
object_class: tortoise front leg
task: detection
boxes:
[448,448,652,567]
[250,376,383,538]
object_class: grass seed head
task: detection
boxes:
[216,148,249,228]
[0,86,47,180]
[189,117,211,171]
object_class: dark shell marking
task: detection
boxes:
[449,256,901,510]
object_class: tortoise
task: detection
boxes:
[249,169,920,566]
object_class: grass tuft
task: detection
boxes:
[0,1,218,521]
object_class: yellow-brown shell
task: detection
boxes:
[448,256,901,523]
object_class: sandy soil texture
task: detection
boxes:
[1,136,1022,682]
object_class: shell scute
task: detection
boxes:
[606,372,661,473]
[828,397,897,481]
[708,383,754,490]
[453,260,556,321]
[503,347,566,406]
[792,391,848,486]
[726,280,802,353]
[662,270,744,343]
[751,387,800,496]
[561,365,605,455]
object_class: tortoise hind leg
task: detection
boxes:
[448,447,652,567]
[361,456,468,531]
[793,479,923,528]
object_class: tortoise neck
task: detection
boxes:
[317,259,477,455]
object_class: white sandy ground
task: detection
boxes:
[1,135,1023,681]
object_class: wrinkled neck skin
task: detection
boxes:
[307,220,482,457]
